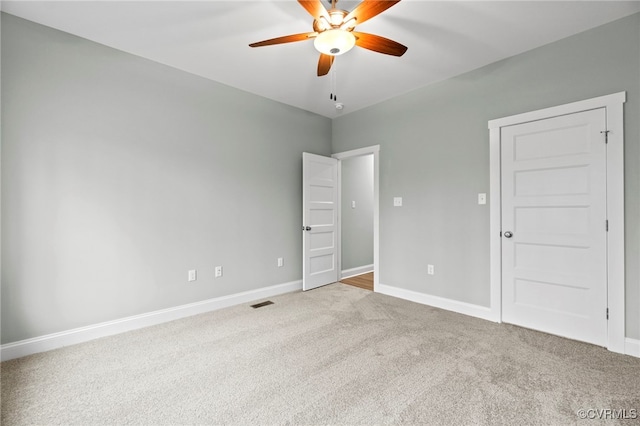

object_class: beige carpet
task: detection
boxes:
[2,283,639,425]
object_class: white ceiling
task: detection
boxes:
[3,1,640,118]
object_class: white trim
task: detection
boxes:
[332,145,380,292]
[335,158,343,286]
[488,92,626,129]
[340,264,374,280]
[378,282,639,359]
[625,338,640,358]
[332,145,380,160]
[605,98,626,354]
[377,283,496,322]
[0,280,302,361]
[488,92,626,354]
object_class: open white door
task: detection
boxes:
[303,153,339,291]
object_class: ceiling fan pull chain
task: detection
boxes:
[329,63,336,101]
[332,63,337,102]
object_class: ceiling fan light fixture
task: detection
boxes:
[329,10,345,26]
[314,29,356,56]
[317,16,331,31]
[340,18,357,30]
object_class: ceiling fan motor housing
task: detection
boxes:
[313,8,350,32]
[313,9,357,56]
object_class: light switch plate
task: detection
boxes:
[478,193,487,205]
[393,197,403,207]
[427,264,434,275]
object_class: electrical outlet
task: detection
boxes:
[215,266,223,278]
[427,264,434,275]
[393,197,403,207]
[277,257,284,267]
[188,269,197,282]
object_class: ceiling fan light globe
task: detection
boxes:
[314,29,356,56]
[316,17,331,32]
[329,11,345,26]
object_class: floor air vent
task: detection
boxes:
[250,300,274,309]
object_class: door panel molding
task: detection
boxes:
[488,92,626,354]
[302,153,339,290]
[500,108,608,345]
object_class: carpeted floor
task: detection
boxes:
[2,283,639,425]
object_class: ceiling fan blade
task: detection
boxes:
[353,32,407,56]
[298,0,330,21]
[344,0,401,26]
[317,53,334,76]
[249,32,317,48]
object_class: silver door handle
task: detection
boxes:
[303,226,312,231]
[504,231,513,238]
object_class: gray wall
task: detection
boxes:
[3,11,639,345]
[1,14,332,343]
[332,13,640,339]
[340,155,374,272]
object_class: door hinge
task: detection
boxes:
[601,130,610,144]
[606,308,609,320]
[606,220,609,232]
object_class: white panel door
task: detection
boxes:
[501,108,607,346]
[303,153,338,291]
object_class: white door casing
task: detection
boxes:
[333,145,381,292]
[302,153,339,291]
[501,108,607,346]
[488,92,626,354]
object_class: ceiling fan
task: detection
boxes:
[249,0,407,76]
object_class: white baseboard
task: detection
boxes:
[377,282,498,322]
[340,264,374,280]
[377,283,640,359]
[1,280,302,362]
[5,279,636,361]
[625,338,640,358]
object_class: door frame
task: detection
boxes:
[332,145,380,292]
[487,92,626,354]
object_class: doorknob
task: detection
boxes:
[504,231,513,238]
[303,226,312,231]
